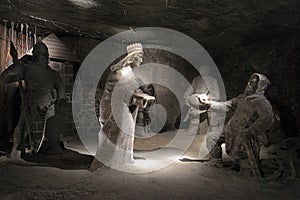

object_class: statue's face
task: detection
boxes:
[131,52,143,68]
[34,51,49,66]
[245,75,259,95]
[32,43,49,66]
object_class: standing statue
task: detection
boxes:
[199,73,274,177]
[183,65,220,135]
[90,43,155,170]
[0,42,65,161]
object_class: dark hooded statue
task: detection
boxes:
[201,73,275,174]
[0,41,65,161]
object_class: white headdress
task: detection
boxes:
[126,43,143,55]
[111,43,143,71]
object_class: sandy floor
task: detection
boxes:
[0,130,300,200]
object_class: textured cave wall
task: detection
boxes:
[217,29,300,137]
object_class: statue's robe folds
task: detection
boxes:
[94,66,140,167]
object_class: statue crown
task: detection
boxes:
[127,43,143,54]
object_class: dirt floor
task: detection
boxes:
[0,130,300,200]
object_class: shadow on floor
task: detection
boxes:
[21,149,94,170]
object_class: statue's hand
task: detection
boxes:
[131,92,155,108]
[197,93,212,105]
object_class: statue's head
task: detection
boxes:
[245,73,270,96]
[32,42,49,66]
[110,43,144,72]
[123,43,144,68]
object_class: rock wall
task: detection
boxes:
[215,31,299,137]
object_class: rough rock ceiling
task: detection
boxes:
[0,0,299,47]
